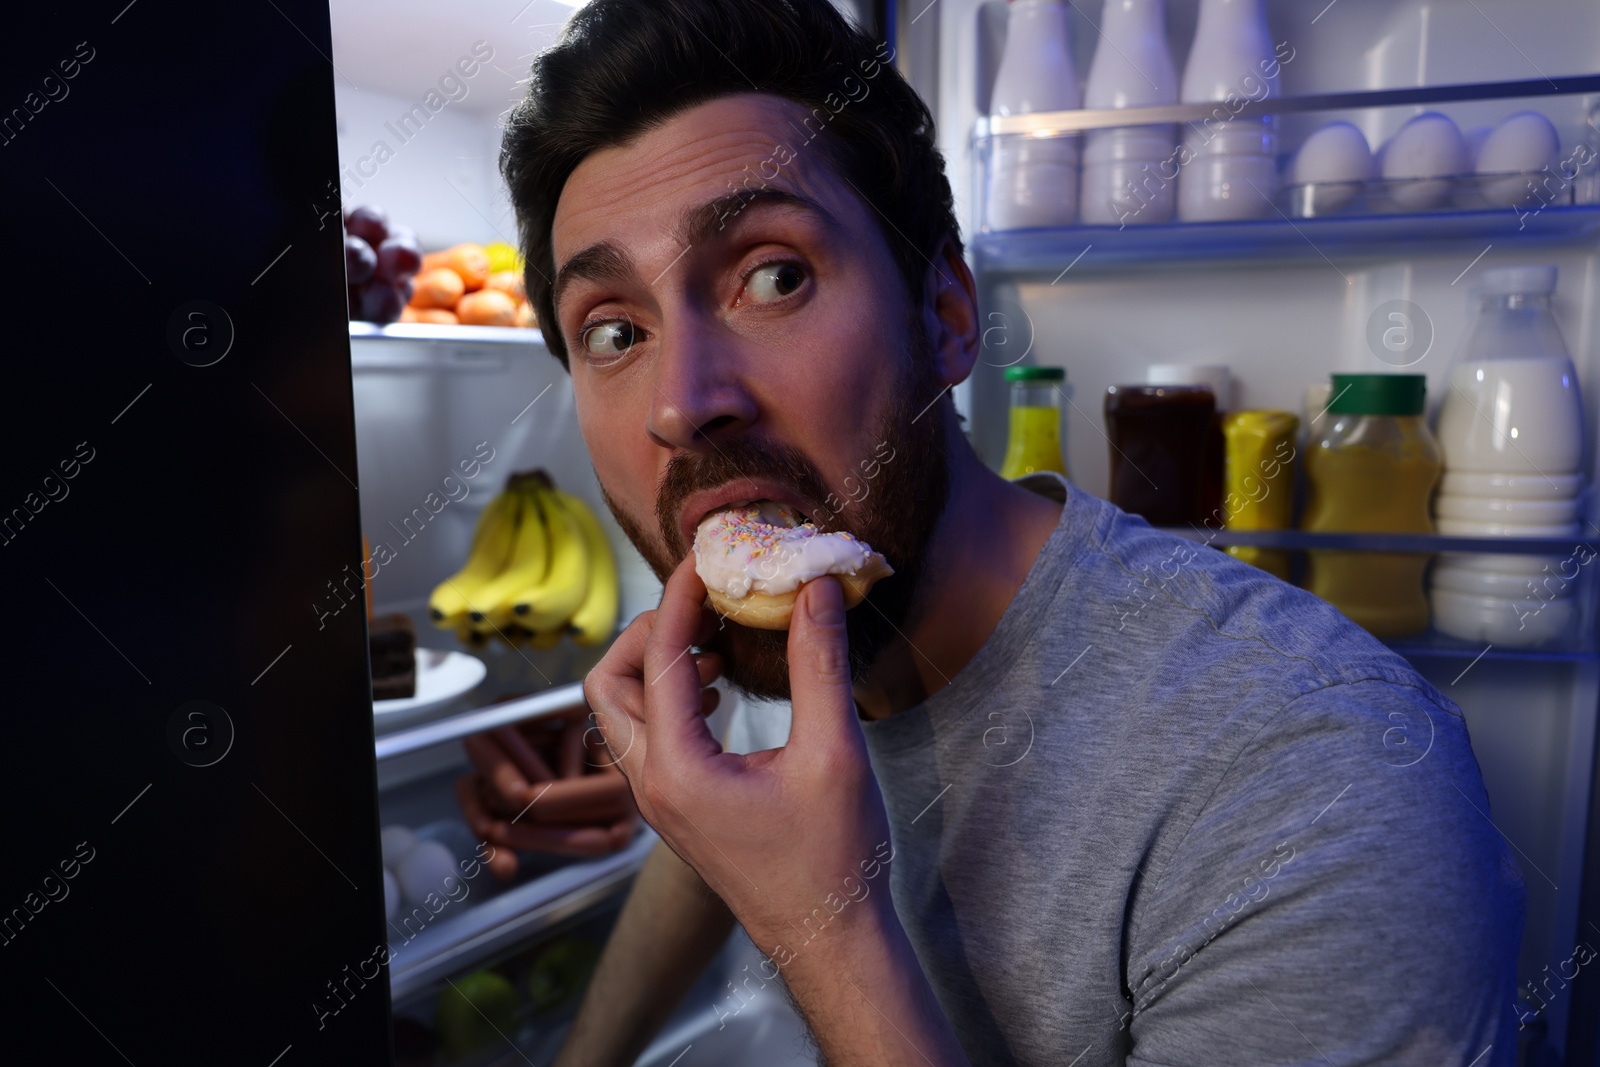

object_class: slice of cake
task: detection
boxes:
[370,613,416,700]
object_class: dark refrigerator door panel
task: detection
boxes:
[2,4,389,1064]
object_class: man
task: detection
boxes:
[477,1,1525,1063]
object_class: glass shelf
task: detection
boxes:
[974,73,1600,137]
[971,205,1600,273]
[972,71,1600,270]
[375,682,589,763]
[1155,527,1598,662]
[349,321,545,345]
[348,322,550,372]
[1155,528,1598,554]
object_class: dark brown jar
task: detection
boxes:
[1103,384,1217,526]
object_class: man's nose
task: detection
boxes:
[646,315,758,451]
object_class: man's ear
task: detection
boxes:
[919,235,980,389]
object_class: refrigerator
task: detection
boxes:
[8,0,1599,1064]
[911,0,1600,1064]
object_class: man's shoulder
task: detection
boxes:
[1047,485,1435,702]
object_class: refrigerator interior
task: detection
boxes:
[328,0,1600,1062]
[328,1,867,1062]
[909,0,1600,1061]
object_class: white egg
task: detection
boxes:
[1476,111,1561,206]
[383,867,401,921]
[1293,122,1374,184]
[396,840,459,907]
[380,825,418,870]
[1381,112,1468,210]
[1290,122,1373,213]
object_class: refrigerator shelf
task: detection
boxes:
[970,205,1600,273]
[387,825,656,1003]
[973,73,1600,138]
[1385,630,1596,664]
[376,681,590,763]
[1154,528,1599,555]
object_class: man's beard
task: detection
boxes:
[599,324,951,702]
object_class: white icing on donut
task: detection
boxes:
[693,501,880,598]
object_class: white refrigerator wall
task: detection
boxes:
[920,0,1600,1054]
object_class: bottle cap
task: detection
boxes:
[1005,365,1065,382]
[1479,265,1556,296]
[1327,373,1426,416]
[1147,362,1231,408]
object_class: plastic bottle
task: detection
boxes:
[1221,411,1298,580]
[1000,366,1069,479]
[986,0,1080,231]
[1177,0,1279,222]
[1081,0,1178,226]
[1302,374,1441,639]
[1430,264,1586,645]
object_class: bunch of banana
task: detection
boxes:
[427,470,620,650]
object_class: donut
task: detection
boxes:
[693,502,894,630]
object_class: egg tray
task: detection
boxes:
[1284,171,1579,219]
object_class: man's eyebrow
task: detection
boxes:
[552,241,635,318]
[552,187,839,317]
[676,186,841,248]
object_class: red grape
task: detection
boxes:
[345,204,389,247]
[345,235,377,286]
[359,282,407,324]
[376,236,423,282]
[348,285,363,319]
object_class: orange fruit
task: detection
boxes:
[457,289,517,327]
[484,271,526,302]
[440,244,490,292]
[410,268,466,310]
[411,307,460,325]
[514,302,537,329]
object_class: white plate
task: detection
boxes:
[374,648,487,717]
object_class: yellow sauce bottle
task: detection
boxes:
[1302,374,1441,639]
[1000,365,1069,480]
[1221,411,1299,580]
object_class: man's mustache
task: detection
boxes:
[655,437,835,556]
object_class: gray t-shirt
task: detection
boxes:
[826,473,1524,1066]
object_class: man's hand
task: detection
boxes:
[583,554,893,948]
[584,556,970,1066]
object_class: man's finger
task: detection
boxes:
[641,554,722,763]
[786,577,859,753]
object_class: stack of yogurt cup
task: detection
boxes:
[1429,264,1589,646]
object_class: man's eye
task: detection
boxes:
[743,262,806,303]
[581,320,641,355]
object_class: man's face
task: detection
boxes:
[549,92,948,699]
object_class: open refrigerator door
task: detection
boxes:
[904,0,1600,1062]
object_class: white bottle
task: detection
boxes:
[1177,0,1280,222]
[1430,264,1587,646]
[1081,0,1178,226]
[986,0,1080,231]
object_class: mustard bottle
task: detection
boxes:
[1000,366,1069,481]
[1221,411,1298,580]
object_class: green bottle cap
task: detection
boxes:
[1326,373,1426,416]
[1004,365,1066,382]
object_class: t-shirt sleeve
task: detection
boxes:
[1123,678,1526,1067]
